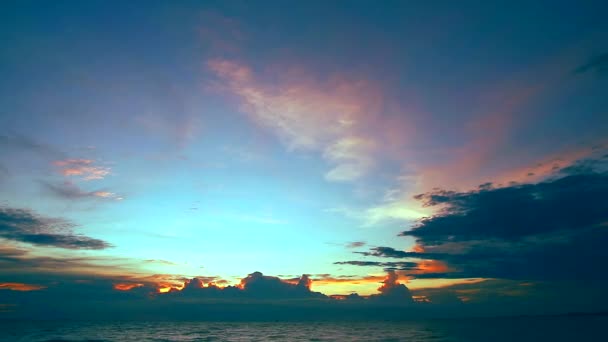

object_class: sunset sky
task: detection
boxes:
[1,0,608,319]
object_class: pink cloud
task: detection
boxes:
[53,159,110,181]
[207,58,409,182]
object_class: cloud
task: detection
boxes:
[327,203,427,228]
[53,159,110,180]
[346,241,366,248]
[41,181,122,200]
[360,147,603,228]
[355,246,424,259]
[1,265,606,320]
[152,272,326,301]
[323,137,375,182]
[0,206,111,250]
[574,53,608,75]
[238,272,324,299]
[368,270,413,304]
[0,245,191,295]
[334,260,419,271]
[113,283,144,291]
[344,157,608,281]
[404,163,608,243]
[207,59,395,182]
[0,282,46,291]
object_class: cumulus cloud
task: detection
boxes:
[369,270,413,303]
[151,272,326,302]
[239,272,324,299]
[0,206,111,250]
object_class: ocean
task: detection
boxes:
[0,316,605,341]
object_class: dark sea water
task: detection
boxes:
[1,316,605,341]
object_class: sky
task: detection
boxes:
[1,0,608,320]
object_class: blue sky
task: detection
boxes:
[1,0,608,316]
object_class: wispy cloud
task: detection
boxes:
[41,181,122,201]
[207,59,393,182]
[327,203,428,227]
[346,241,366,249]
[53,159,110,180]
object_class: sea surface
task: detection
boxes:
[0,316,605,341]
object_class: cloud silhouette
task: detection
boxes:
[364,270,413,305]
[339,157,608,281]
[404,162,608,243]
[355,246,430,259]
[239,272,325,299]
[2,267,607,321]
[0,206,111,250]
[334,260,419,271]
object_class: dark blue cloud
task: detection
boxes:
[167,272,326,301]
[0,206,111,250]
[341,158,608,281]
[405,172,608,243]
[334,260,419,271]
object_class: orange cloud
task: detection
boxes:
[53,159,110,180]
[113,283,144,291]
[157,283,185,293]
[412,260,451,275]
[377,270,401,293]
[0,282,46,291]
[411,244,425,253]
[92,191,122,200]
